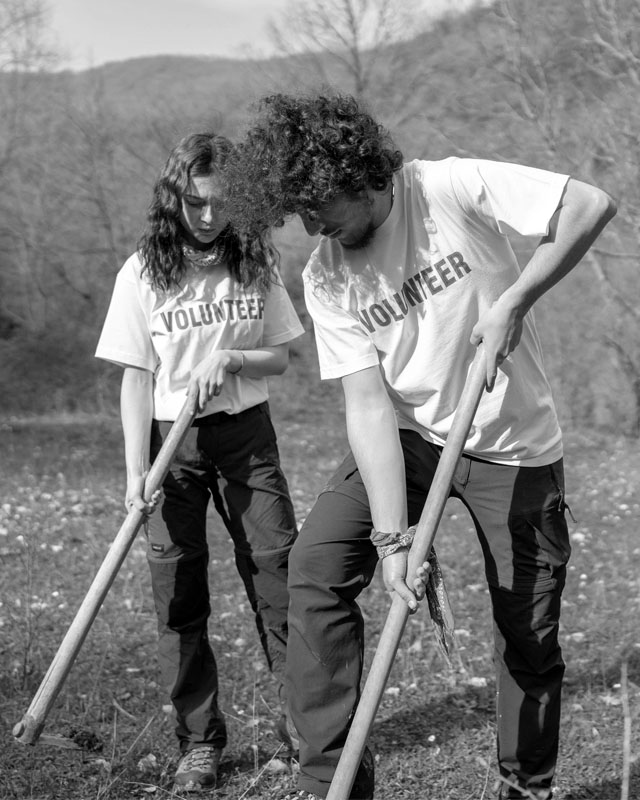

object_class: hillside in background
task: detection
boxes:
[0,0,637,433]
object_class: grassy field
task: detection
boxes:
[0,396,639,799]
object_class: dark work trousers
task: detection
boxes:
[287,429,570,799]
[145,402,297,753]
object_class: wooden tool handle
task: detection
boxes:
[13,395,197,746]
[326,346,486,800]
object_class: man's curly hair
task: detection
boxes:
[138,132,278,294]
[227,93,403,235]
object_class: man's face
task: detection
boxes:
[298,192,377,250]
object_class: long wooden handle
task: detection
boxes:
[326,346,487,800]
[13,395,198,746]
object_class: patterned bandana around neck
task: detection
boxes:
[182,238,226,270]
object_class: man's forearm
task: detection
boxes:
[345,396,407,535]
[502,178,617,316]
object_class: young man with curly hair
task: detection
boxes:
[229,94,617,800]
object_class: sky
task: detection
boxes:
[45,0,483,71]
[46,0,293,69]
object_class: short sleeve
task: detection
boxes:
[449,158,569,239]
[303,273,379,380]
[95,255,157,371]
[261,269,305,346]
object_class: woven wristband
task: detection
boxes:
[371,529,402,547]
[372,526,416,559]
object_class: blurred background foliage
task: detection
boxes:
[0,0,638,434]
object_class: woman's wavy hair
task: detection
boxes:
[226,93,404,235]
[138,132,278,293]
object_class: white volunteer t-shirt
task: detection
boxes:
[96,253,305,420]
[303,157,569,466]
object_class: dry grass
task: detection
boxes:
[0,408,638,799]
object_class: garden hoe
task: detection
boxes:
[326,345,487,800]
[12,394,198,750]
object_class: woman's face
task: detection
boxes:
[179,172,228,248]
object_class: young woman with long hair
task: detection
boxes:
[96,132,303,792]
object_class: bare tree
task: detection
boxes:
[0,0,57,171]
[0,0,56,71]
[268,0,419,95]
[264,0,464,125]
[0,0,60,334]
[485,0,640,433]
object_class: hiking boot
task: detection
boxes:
[174,745,222,792]
[284,746,374,799]
[350,745,374,799]
[282,787,370,800]
[499,784,552,799]
[276,712,300,755]
[500,794,552,800]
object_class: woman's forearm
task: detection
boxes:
[188,342,291,410]
[120,366,154,484]
[223,343,290,377]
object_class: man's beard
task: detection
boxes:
[340,222,376,250]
